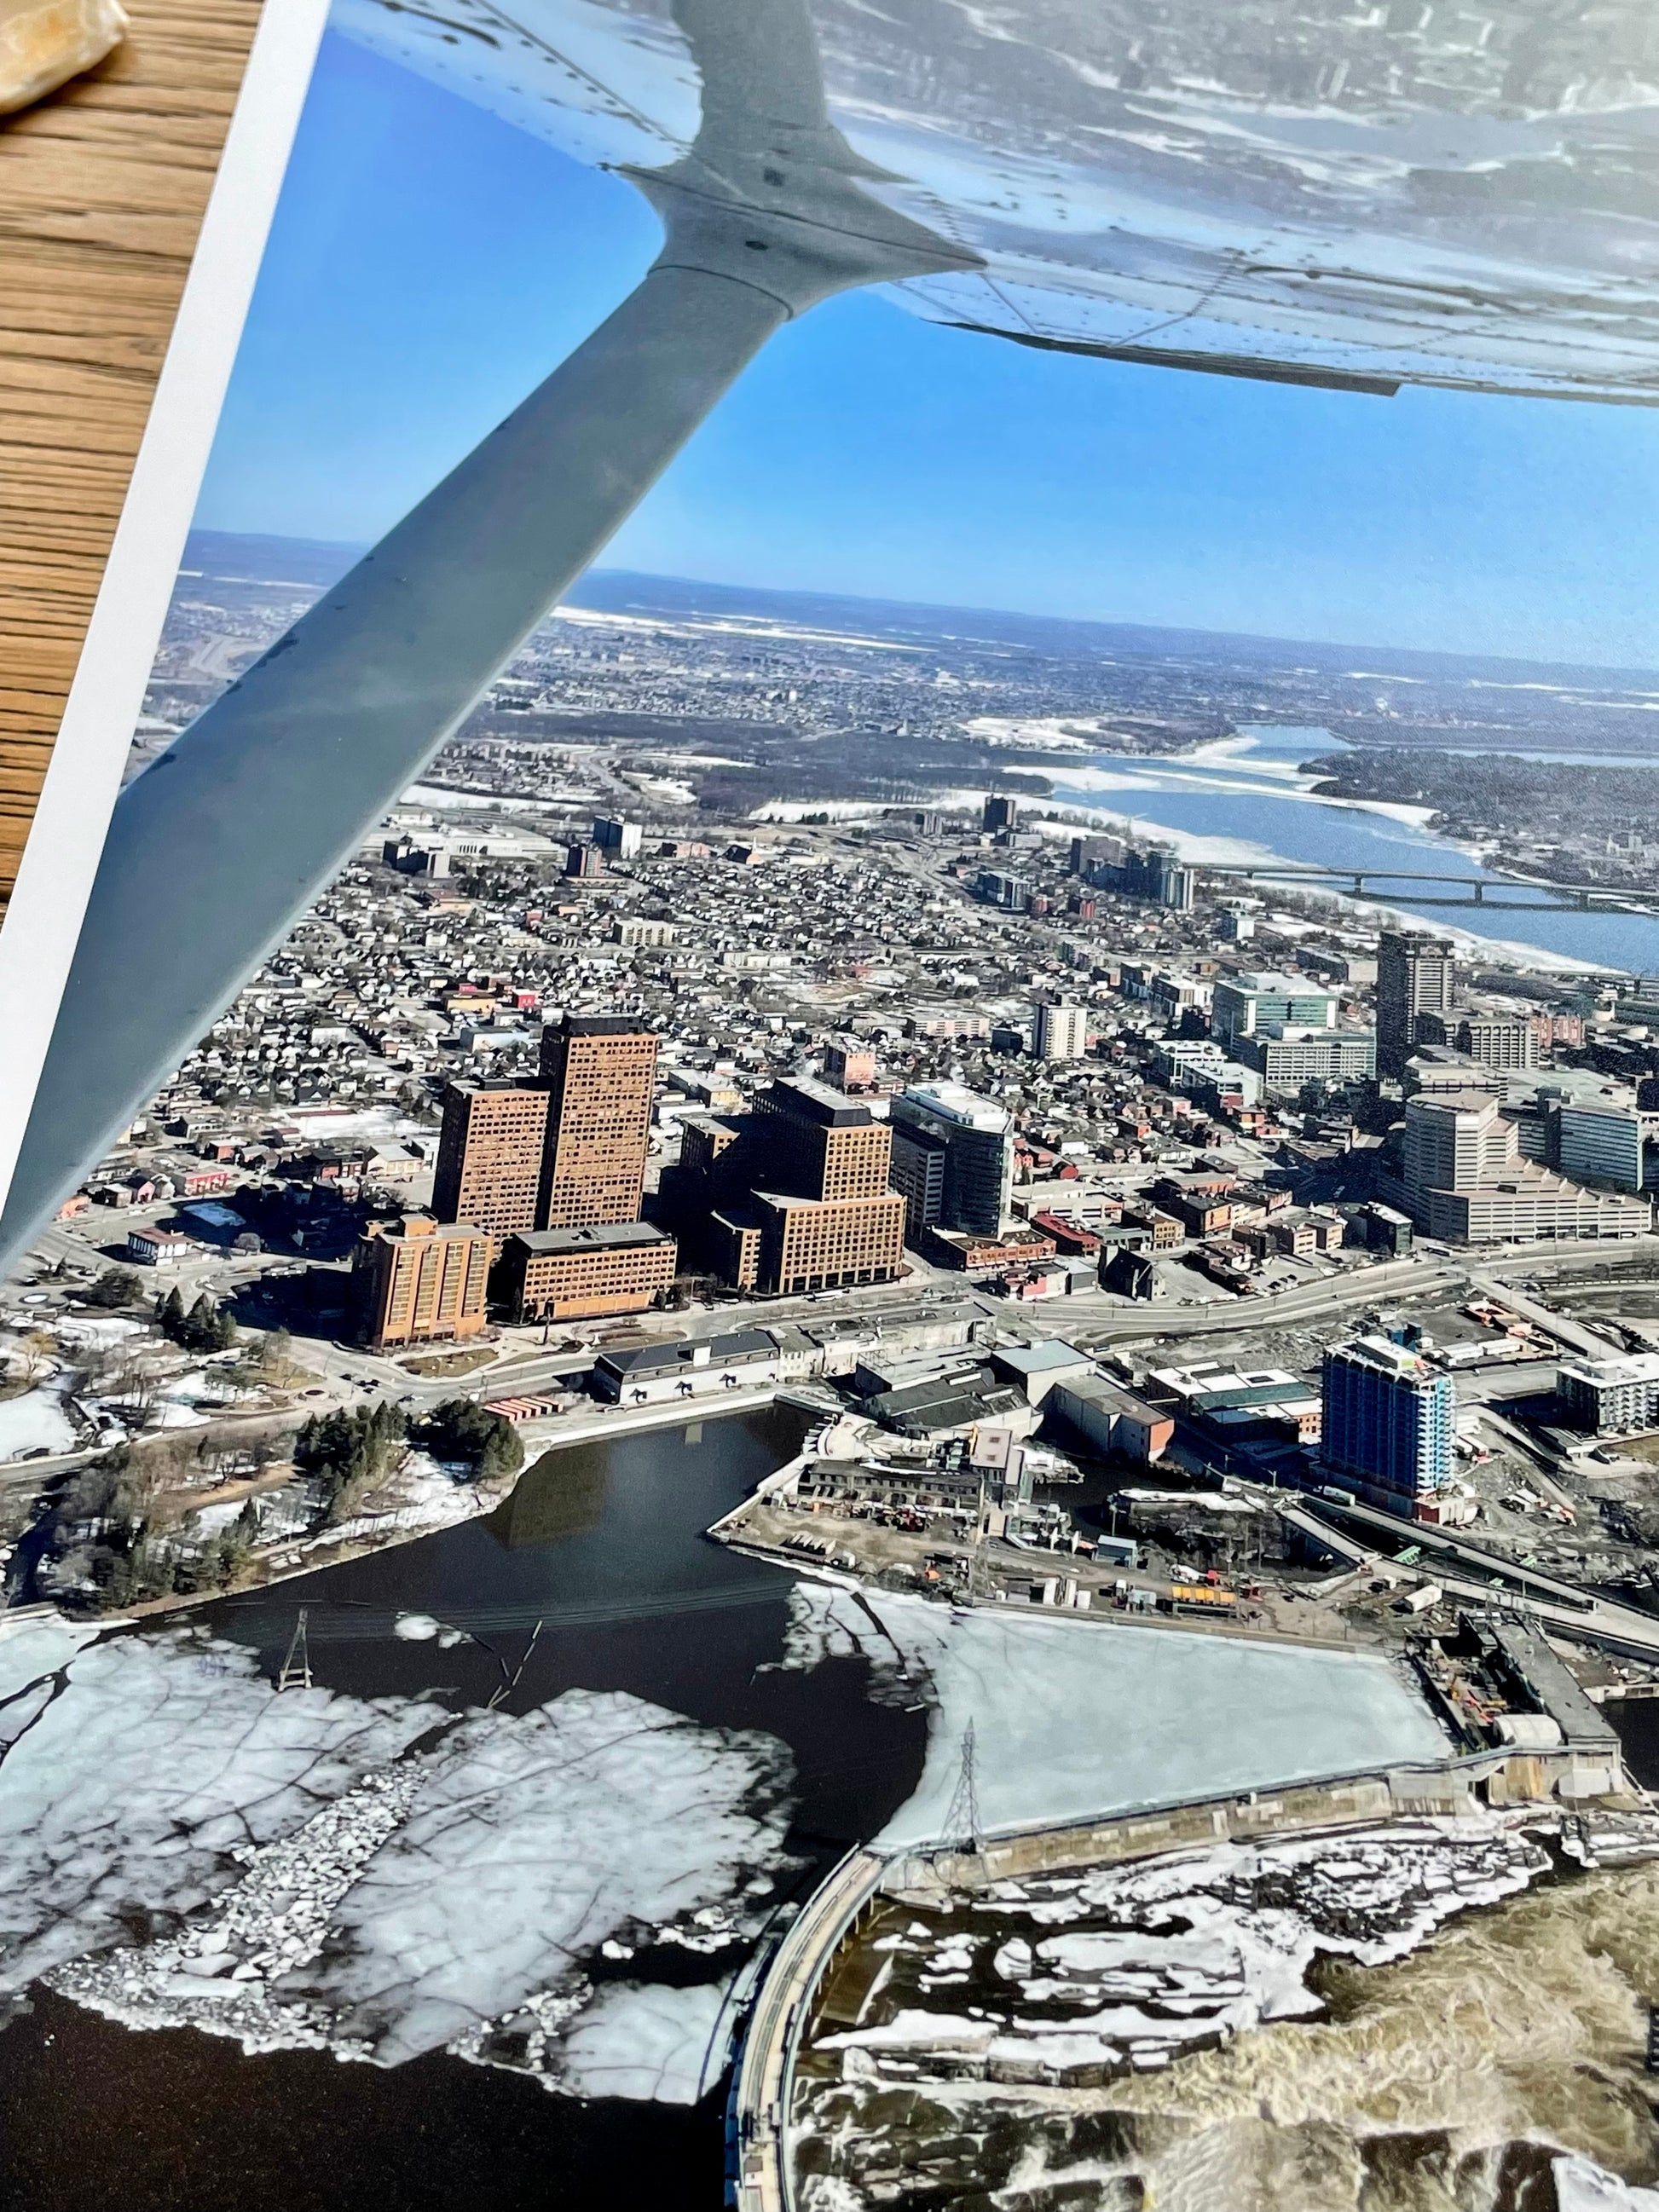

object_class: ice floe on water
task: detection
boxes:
[0,1615,797,2100]
[782,1581,1450,1847]
[557,1978,735,2105]
[290,1689,792,2066]
[1555,2158,1659,2211]
[814,1822,1550,2084]
[795,1828,1659,2212]
[0,1626,428,1998]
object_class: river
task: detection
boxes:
[4,1407,1656,2212]
[0,1405,928,2212]
[1050,727,1659,974]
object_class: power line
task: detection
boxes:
[941,1717,980,1851]
[276,1608,312,1692]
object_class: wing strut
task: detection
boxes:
[0,0,973,1274]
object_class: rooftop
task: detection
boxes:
[1332,1335,1442,1383]
[506,1223,673,1256]
[760,1074,876,1129]
[594,1328,777,1378]
[899,1081,1010,1134]
[1220,971,1333,997]
[1558,1351,1659,1389]
[991,1340,1091,1377]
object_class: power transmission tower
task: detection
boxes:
[277,1608,312,1692]
[941,1718,980,1851]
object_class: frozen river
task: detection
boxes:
[0,1408,1629,2212]
[1049,727,1659,973]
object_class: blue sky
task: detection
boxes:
[195,28,1659,670]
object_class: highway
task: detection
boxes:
[1069,1256,1470,1344]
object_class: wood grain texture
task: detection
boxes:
[0,0,262,904]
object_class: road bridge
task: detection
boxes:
[730,1846,887,2212]
[1203,861,1659,915]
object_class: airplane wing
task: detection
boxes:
[333,0,1659,405]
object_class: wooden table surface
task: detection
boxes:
[0,0,262,911]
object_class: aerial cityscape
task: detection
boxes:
[8,529,1659,2209]
[6,0,1659,2208]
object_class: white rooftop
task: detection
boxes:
[901,1081,1011,1134]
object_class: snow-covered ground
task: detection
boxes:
[0,1384,78,1461]
[0,1615,795,2104]
[782,1582,1450,1849]
[302,1450,503,1551]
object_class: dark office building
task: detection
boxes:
[1378,932,1457,1077]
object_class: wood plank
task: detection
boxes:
[0,0,263,908]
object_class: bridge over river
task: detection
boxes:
[1205,860,1659,915]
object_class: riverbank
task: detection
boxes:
[1040,725,1634,972]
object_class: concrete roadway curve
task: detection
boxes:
[731,1848,887,2212]
[1071,1256,1470,1344]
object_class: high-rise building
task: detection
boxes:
[563,842,604,879]
[352,1215,489,1348]
[498,1222,677,1323]
[1455,1015,1535,1071]
[431,1080,550,1255]
[983,793,1019,834]
[592,817,643,858]
[661,1076,905,1295]
[1402,1091,1522,1198]
[537,1015,658,1229]
[1321,1336,1454,1516]
[1235,1029,1376,1094]
[1401,1090,1650,1242]
[1557,1352,1659,1435]
[823,1036,879,1092]
[889,1082,1014,1236]
[888,1123,949,1241]
[1378,932,1456,1077]
[1556,1097,1658,1193]
[752,1077,892,1198]
[1034,1001,1088,1062]
[747,1187,905,1297]
[974,868,1032,912]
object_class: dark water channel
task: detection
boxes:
[0,1406,928,2212]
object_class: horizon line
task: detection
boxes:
[181,525,1659,687]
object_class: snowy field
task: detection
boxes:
[0,1384,78,1461]
[783,1583,1451,1849]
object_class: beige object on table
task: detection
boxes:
[0,0,128,113]
[0,0,262,912]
